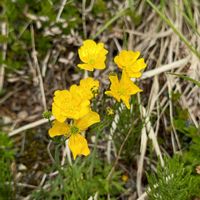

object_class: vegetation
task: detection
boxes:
[0,0,199,199]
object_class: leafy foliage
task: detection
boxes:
[32,156,124,200]
[172,92,200,166]
[113,97,142,163]
[0,132,14,200]
[1,0,82,71]
[147,156,200,200]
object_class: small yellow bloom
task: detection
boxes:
[52,88,90,123]
[106,107,114,115]
[122,174,129,182]
[105,71,142,109]
[114,50,146,78]
[48,111,100,159]
[78,40,108,71]
[79,77,99,100]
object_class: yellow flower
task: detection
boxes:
[78,40,108,71]
[52,87,90,123]
[121,174,129,182]
[105,71,142,109]
[48,111,100,159]
[106,107,114,115]
[79,77,99,100]
[114,50,146,78]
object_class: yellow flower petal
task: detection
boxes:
[52,90,71,122]
[78,39,108,71]
[68,134,90,159]
[76,111,100,131]
[52,87,90,121]
[48,120,70,138]
[120,71,143,95]
[108,74,120,91]
[130,58,146,72]
[52,102,67,123]
[114,50,146,78]
[77,63,94,71]
[121,95,131,109]
[69,85,91,119]
[93,61,106,70]
[78,40,97,63]
[114,50,140,68]
[105,74,120,101]
[125,58,146,77]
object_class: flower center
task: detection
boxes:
[70,125,79,134]
[89,59,95,65]
[118,88,125,96]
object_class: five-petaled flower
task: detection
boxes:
[114,50,146,78]
[78,40,108,71]
[105,71,142,109]
[49,111,100,159]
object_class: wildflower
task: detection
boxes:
[114,50,146,78]
[78,40,108,71]
[48,111,100,159]
[105,71,142,109]
[122,174,129,182]
[52,88,90,123]
[106,107,114,115]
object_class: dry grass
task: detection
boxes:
[0,0,199,199]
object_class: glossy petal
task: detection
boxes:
[121,95,131,109]
[48,120,70,138]
[52,90,71,122]
[68,134,90,159]
[114,50,146,78]
[120,71,143,95]
[78,40,108,71]
[114,50,140,67]
[77,63,94,71]
[76,111,100,131]
[52,102,67,123]
[108,75,120,92]
[105,74,121,101]
[52,86,91,121]
[69,85,91,119]
[105,72,142,109]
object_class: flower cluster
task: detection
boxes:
[105,50,146,109]
[48,40,146,159]
[49,77,100,159]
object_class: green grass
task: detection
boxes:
[0,133,14,200]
